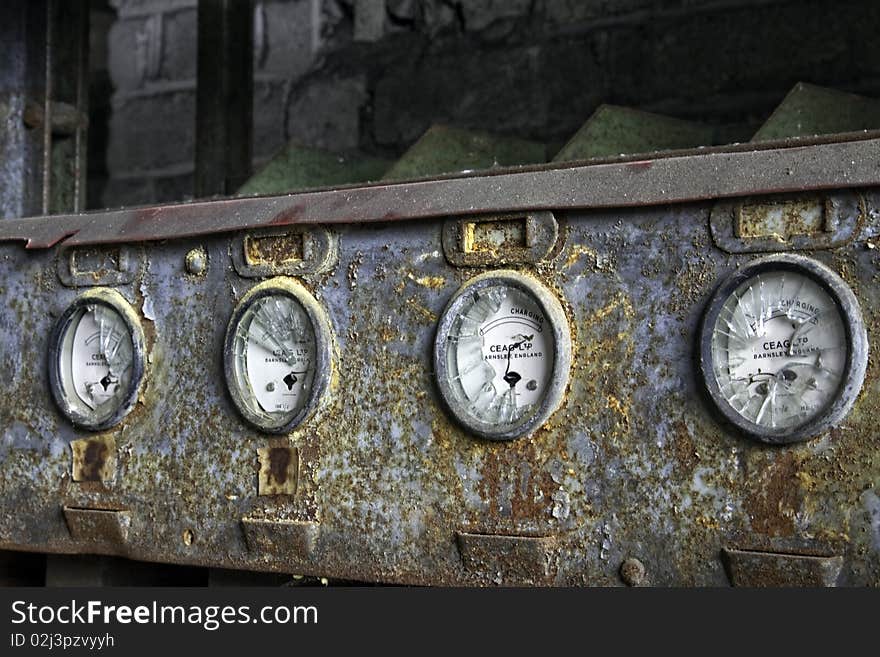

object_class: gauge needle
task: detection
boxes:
[755,377,777,425]
[502,334,532,388]
[787,315,821,356]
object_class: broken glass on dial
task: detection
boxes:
[702,255,867,443]
[435,271,571,440]
[50,290,145,430]
[225,279,331,433]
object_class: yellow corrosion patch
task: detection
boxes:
[564,244,615,272]
[379,325,397,343]
[605,394,631,431]
[407,273,446,289]
[696,515,720,530]
[406,296,437,323]
[795,470,820,493]
[583,292,636,328]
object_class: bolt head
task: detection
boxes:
[620,557,646,586]
[185,249,207,275]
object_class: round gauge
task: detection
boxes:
[224,278,332,433]
[49,289,145,430]
[434,271,571,441]
[700,254,867,444]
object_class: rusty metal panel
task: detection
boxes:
[1,133,879,249]
[0,145,879,586]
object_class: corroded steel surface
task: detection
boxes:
[1,133,879,249]
[1,182,879,585]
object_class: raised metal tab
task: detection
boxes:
[58,246,135,287]
[456,532,556,583]
[443,211,558,267]
[232,226,338,277]
[722,547,843,587]
[63,507,131,549]
[710,192,862,253]
[241,518,320,556]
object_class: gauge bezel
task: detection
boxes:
[699,254,868,444]
[48,288,146,431]
[434,270,572,441]
[223,277,333,434]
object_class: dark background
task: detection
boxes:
[89,0,880,208]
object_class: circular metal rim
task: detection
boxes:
[223,277,333,435]
[699,253,868,444]
[434,270,572,441]
[48,288,146,431]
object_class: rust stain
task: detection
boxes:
[626,161,653,172]
[581,292,635,327]
[737,196,824,240]
[268,204,307,226]
[269,448,291,484]
[406,273,446,289]
[672,421,699,476]
[244,232,304,266]
[563,244,615,272]
[405,296,437,323]
[71,436,116,483]
[743,452,802,537]
[605,395,631,433]
[258,446,299,496]
[463,217,528,255]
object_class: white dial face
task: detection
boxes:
[710,270,847,430]
[445,284,554,428]
[230,294,317,429]
[58,303,135,424]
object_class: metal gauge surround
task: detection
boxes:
[224,278,332,434]
[700,254,867,444]
[434,271,571,441]
[49,288,145,430]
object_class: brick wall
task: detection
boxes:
[91,0,880,208]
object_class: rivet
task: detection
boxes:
[620,557,646,586]
[185,248,207,275]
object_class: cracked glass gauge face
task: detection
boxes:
[435,271,571,441]
[701,255,867,443]
[49,291,145,430]
[224,279,331,433]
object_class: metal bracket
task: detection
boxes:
[57,245,136,287]
[721,547,843,587]
[442,211,558,267]
[241,518,320,557]
[231,226,338,278]
[456,532,557,583]
[63,507,131,550]
[709,192,862,253]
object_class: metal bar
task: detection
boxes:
[0,0,46,220]
[1,134,879,249]
[72,0,89,212]
[195,0,254,197]
[40,0,53,215]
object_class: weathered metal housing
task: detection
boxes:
[1,134,879,586]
